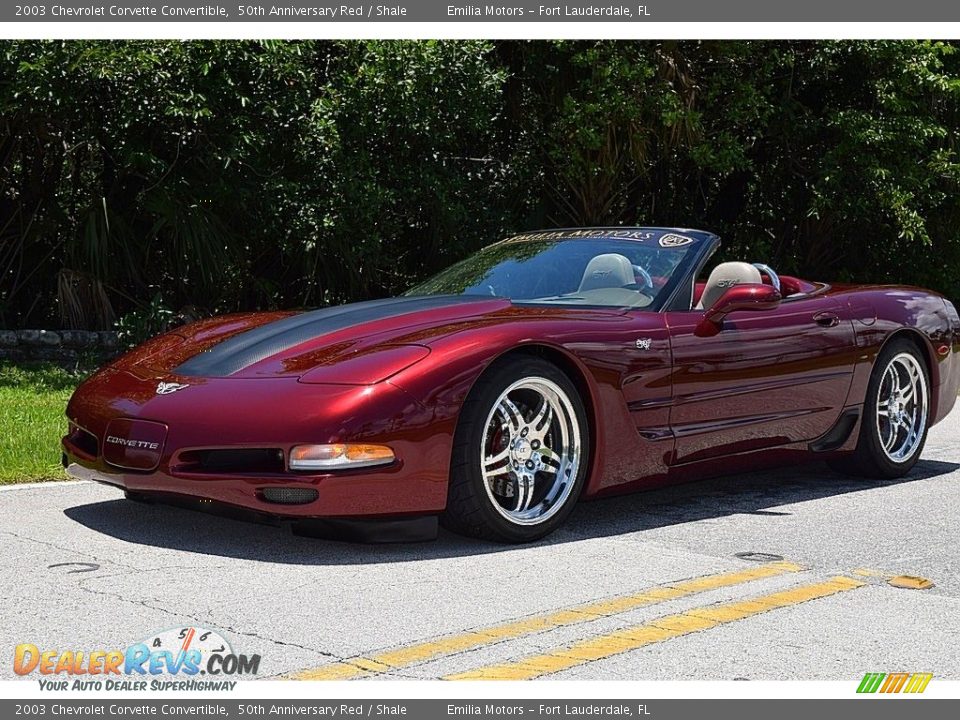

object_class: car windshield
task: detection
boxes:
[405,229,705,309]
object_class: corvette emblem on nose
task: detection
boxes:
[156,381,189,395]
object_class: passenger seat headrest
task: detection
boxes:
[696,261,762,310]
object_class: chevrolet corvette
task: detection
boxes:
[62,228,960,542]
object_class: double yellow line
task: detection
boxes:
[291,560,817,680]
[449,575,863,680]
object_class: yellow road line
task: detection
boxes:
[447,575,864,681]
[289,560,803,680]
[851,567,889,578]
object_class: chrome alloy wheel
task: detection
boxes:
[479,377,582,526]
[876,352,928,463]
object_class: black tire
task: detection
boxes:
[441,357,590,543]
[829,338,930,479]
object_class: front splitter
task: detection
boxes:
[66,462,439,544]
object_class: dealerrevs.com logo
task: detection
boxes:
[14,626,260,691]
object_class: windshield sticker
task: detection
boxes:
[505,229,659,243]
[659,234,695,247]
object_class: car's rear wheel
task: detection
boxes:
[442,357,590,542]
[829,338,930,478]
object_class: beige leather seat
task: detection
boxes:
[696,261,762,310]
[578,253,635,292]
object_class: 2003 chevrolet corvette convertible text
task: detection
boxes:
[62,228,960,542]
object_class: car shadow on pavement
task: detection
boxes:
[63,458,958,565]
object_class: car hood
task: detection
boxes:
[120,295,515,381]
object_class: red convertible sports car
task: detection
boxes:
[63,227,960,542]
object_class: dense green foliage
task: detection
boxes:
[2,40,959,334]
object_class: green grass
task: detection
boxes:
[0,363,86,484]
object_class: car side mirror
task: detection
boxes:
[696,283,781,336]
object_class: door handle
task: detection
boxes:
[814,312,840,328]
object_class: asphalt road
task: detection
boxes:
[2,408,959,682]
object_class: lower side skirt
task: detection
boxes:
[808,406,861,452]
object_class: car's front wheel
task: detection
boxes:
[830,338,930,478]
[442,358,590,542]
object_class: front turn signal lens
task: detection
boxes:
[288,443,395,471]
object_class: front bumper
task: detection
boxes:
[62,368,453,520]
[62,461,439,542]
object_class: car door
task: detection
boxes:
[664,293,857,465]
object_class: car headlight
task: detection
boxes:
[289,443,395,470]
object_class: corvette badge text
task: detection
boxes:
[13,627,260,692]
[105,435,160,450]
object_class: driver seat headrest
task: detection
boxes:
[696,261,762,310]
[578,253,635,292]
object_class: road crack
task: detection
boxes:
[73,574,347,663]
